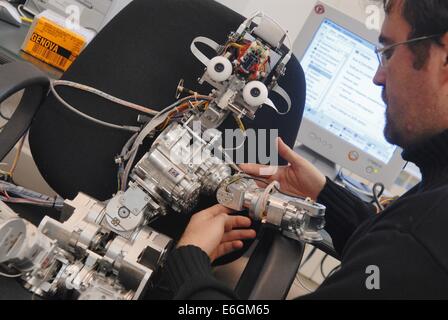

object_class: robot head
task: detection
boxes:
[190,12,293,121]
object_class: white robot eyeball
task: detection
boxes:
[243,81,269,107]
[207,56,233,82]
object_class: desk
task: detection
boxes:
[0,20,62,78]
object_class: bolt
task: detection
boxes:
[118,207,130,218]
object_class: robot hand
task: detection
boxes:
[217,175,326,243]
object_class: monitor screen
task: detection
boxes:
[300,19,396,164]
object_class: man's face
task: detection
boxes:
[373,1,447,148]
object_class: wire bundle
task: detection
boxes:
[0,180,64,208]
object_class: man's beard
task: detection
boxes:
[382,88,400,146]
[384,111,396,145]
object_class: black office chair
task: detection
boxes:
[0,0,307,300]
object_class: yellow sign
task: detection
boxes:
[22,17,86,71]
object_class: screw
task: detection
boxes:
[118,207,130,218]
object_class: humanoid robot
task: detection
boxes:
[0,12,326,299]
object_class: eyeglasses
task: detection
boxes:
[375,34,443,67]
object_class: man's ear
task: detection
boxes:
[442,33,448,66]
[441,33,448,87]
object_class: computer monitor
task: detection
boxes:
[293,1,406,187]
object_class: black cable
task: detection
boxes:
[299,246,317,269]
[0,105,11,121]
[372,182,385,211]
[320,254,329,279]
[326,265,341,278]
[225,175,270,190]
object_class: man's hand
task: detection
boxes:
[177,205,256,262]
[240,137,326,200]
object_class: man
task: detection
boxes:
[163,0,448,299]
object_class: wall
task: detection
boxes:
[104,1,383,41]
[216,0,383,42]
[103,0,134,27]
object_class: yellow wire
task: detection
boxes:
[161,100,210,131]
[8,134,26,178]
[21,17,33,23]
[233,114,246,132]
[230,43,244,49]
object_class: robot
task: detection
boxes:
[0,12,326,300]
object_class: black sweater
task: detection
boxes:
[164,130,448,299]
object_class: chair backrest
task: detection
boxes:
[29,0,306,204]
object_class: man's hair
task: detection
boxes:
[382,0,448,69]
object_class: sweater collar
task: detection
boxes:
[401,129,448,184]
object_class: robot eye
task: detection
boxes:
[243,81,268,107]
[214,63,225,73]
[250,87,261,97]
[207,56,233,82]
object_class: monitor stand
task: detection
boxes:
[293,144,339,181]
